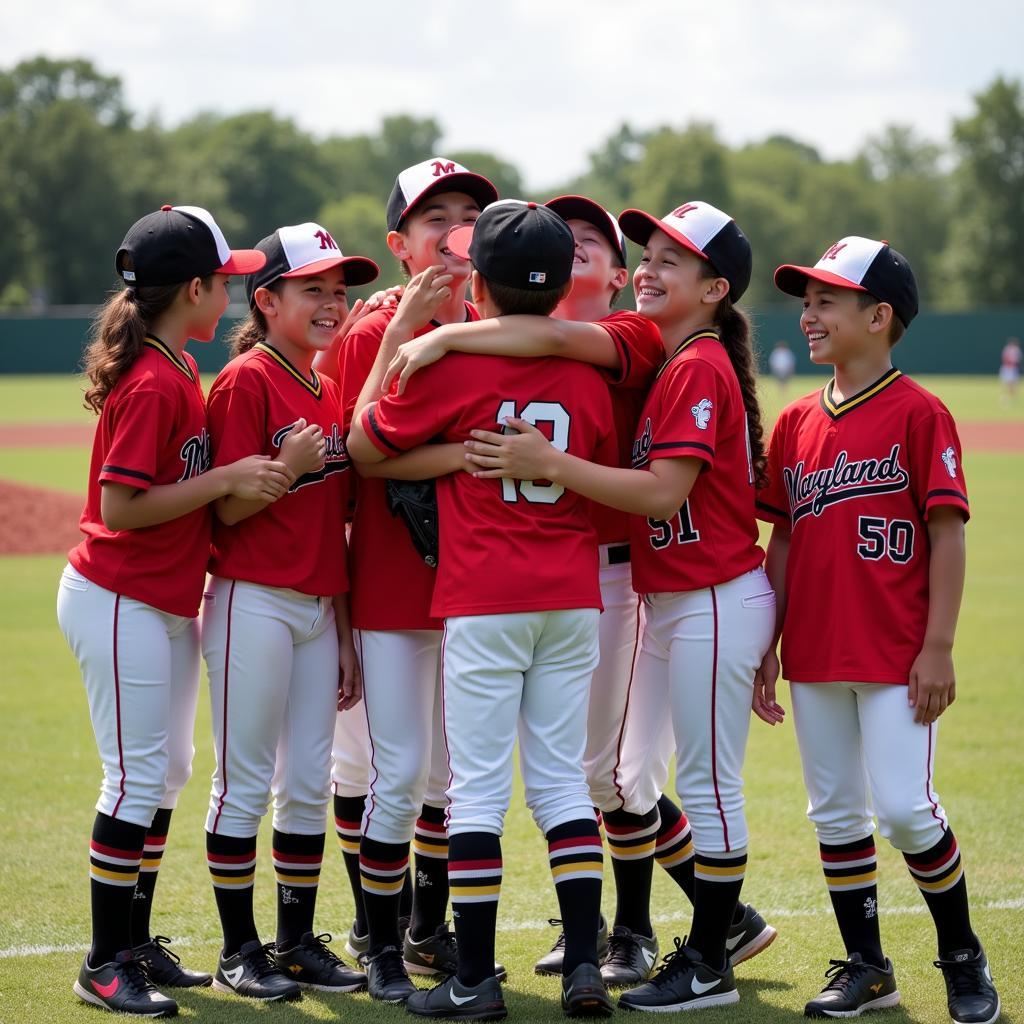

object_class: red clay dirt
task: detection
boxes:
[0,422,95,447]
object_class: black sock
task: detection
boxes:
[548,819,604,974]
[410,804,450,941]
[689,850,746,970]
[400,865,413,920]
[820,835,885,967]
[654,795,696,904]
[449,832,501,987]
[333,794,367,935]
[274,830,324,950]
[360,836,410,955]
[603,806,658,936]
[904,830,978,956]
[89,813,145,966]
[131,807,172,945]
[206,831,258,957]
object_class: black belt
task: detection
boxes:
[606,543,631,565]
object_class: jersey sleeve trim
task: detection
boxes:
[364,406,405,456]
[100,464,154,485]
[649,440,715,462]
[923,487,970,521]
[755,498,790,522]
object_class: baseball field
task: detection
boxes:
[0,373,1020,1023]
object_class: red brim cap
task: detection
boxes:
[281,255,380,287]
[219,249,267,275]
[774,265,868,298]
[546,195,628,265]
[446,224,475,261]
[618,209,708,263]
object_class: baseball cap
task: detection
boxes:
[618,201,752,301]
[446,200,574,290]
[116,205,265,287]
[245,222,379,308]
[545,195,628,267]
[774,236,919,328]
[386,157,499,232]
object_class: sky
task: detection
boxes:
[5,0,1022,191]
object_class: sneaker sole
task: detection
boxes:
[297,979,368,993]
[952,996,1000,1024]
[619,989,740,1013]
[211,978,302,1001]
[729,924,778,967]
[407,1002,508,1021]
[804,990,901,1018]
[73,981,177,1018]
[563,991,615,1018]
[601,971,653,989]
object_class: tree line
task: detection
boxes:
[2,57,1022,309]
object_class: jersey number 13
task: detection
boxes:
[495,400,570,505]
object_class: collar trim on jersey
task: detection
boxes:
[655,329,720,381]
[429,301,475,329]
[254,342,322,398]
[820,367,902,420]
[143,335,195,382]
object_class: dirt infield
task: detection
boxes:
[0,422,94,447]
[957,421,1024,452]
[0,481,82,555]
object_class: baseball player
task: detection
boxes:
[201,223,377,1001]
[348,199,618,1020]
[756,237,1000,1023]
[461,201,776,1013]
[999,337,1021,403]
[57,205,287,1017]
[328,157,500,1004]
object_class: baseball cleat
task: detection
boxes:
[345,919,370,966]
[406,973,507,1020]
[274,931,367,992]
[404,922,507,982]
[535,915,609,976]
[132,935,212,988]
[367,945,417,1003]
[212,939,302,1002]
[726,903,778,967]
[600,926,659,987]
[73,950,178,1017]
[803,953,899,1018]
[561,962,615,1018]
[618,937,739,1012]
[934,947,1000,1024]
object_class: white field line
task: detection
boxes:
[2,897,1021,960]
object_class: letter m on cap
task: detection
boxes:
[432,160,456,177]
[670,203,699,220]
[821,242,847,261]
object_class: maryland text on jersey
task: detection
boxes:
[272,421,351,491]
[785,445,909,523]
[631,417,653,468]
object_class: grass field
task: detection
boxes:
[0,375,1020,1023]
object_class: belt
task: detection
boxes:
[599,542,631,568]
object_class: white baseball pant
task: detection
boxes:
[331,695,371,798]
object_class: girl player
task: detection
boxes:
[58,205,287,1017]
[460,201,775,1013]
[201,223,378,1002]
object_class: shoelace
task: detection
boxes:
[934,956,987,997]
[649,937,698,987]
[372,946,409,986]
[547,918,566,951]
[242,942,283,979]
[140,935,181,966]
[821,958,870,992]
[305,933,345,966]
[603,931,640,969]
[118,955,159,995]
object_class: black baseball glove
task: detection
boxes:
[385,478,439,568]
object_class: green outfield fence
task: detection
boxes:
[2,307,1021,376]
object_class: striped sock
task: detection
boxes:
[904,830,978,955]
[603,806,658,936]
[410,804,450,941]
[333,794,367,934]
[274,830,325,949]
[654,795,696,903]
[360,837,410,955]
[206,831,258,956]
[449,833,502,987]
[130,807,171,946]
[89,813,145,966]
[820,835,884,967]
[690,849,747,970]
[548,819,604,974]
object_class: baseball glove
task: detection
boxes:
[385,478,439,568]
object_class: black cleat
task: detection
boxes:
[535,916,609,976]
[133,936,212,988]
[406,973,507,1020]
[804,953,899,1018]
[561,962,614,1018]
[404,922,507,982]
[73,950,178,1017]
[367,945,417,1003]
[212,939,302,1002]
[275,931,367,992]
[618,937,739,1013]
[935,947,1000,1024]
[600,927,659,987]
[726,903,778,967]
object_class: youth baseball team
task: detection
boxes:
[56,156,1000,1023]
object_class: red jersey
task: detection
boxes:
[69,338,211,618]
[591,311,664,545]
[757,370,970,685]
[361,350,616,618]
[340,304,477,631]
[207,342,351,597]
[628,331,764,594]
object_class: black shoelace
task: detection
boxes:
[139,935,181,966]
[241,942,282,979]
[546,918,566,951]
[603,932,640,969]
[821,958,870,992]
[305,933,345,966]
[373,946,409,985]
[934,956,987,997]
[650,937,698,987]
[120,955,159,994]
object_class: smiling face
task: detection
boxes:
[389,191,482,278]
[564,217,627,299]
[257,265,349,368]
[632,228,717,328]
[800,278,883,365]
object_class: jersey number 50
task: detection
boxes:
[495,400,571,505]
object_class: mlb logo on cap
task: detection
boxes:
[386,157,499,232]
[529,272,547,284]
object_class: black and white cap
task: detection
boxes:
[245,222,379,308]
[774,236,919,327]
[116,205,265,287]
[544,195,628,267]
[386,157,499,232]
[446,199,574,290]
[618,201,753,301]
